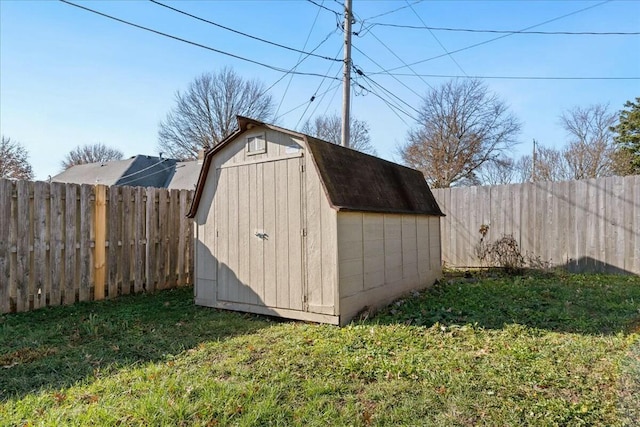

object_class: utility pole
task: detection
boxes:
[341,0,352,148]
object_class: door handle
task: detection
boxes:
[255,232,268,240]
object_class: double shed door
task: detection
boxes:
[215,155,306,311]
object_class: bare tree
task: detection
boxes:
[516,145,571,183]
[61,143,124,170]
[158,67,275,160]
[559,103,616,179]
[477,156,516,185]
[0,136,34,180]
[301,114,377,155]
[399,79,521,188]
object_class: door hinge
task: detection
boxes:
[301,228,307,237]
[300,164,305,173]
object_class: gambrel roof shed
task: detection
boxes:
[188,116,443,325]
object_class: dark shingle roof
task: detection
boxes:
[188,117,443,218]
[306,136,443,216]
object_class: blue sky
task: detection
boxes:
[1,0,639,181]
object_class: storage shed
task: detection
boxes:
[187,117,444,325]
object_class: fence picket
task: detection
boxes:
[432,176,640,275]
[0,180,14,312]
[1,179,192,314]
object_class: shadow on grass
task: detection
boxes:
[0,287,270,401]
[371,272,640,336]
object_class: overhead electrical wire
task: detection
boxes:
[360,0,423,22]
[59,0,343,81]
[374,0,614,74]
[365,22,640,36]
[377,73,639,80]
[405,0,468,76]
[275,1,329,117]
[149,0,341,62]
[306,0,341,16]
[276,81,342,120]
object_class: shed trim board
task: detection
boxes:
[190,116,443,325]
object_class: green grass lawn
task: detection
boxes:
[1,272,639,426]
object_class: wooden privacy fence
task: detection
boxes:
[432,175,640,275]
[0,179,194,314]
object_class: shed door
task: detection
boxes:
[215,156,306,311]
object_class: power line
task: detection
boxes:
[276,82,342,120]
[352,44,423,97]
[150,0,341,62]
[361,0,423,22]
[59,0,343,81]
[376,0,613,74]
[404,0,468,77]
[366,22,640,36]
[376,73,640,80]
[275,2,330,117]
[306,0,341,16]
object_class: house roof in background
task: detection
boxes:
[188,116,444,217]
[51,155,200,190]
[166,161,202,191]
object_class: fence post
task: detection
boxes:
[94,184,107,300]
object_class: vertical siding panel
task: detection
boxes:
[383,214,402,283]
[321,195,337,313]
[33,182,49,310]
[401,215,418,278]
[363,213,385,290]
[305,163,323,309]
[120,186,132,295]
[430,217,441,271]
[0,180,12,313]
[108,186,121,296]
[287,158,303,310]
[416,216,428,276]
[263,161,277,307]
[63,184,77,305]
[217,169,230,302]
[275,160,290,308]
[248,163,260,305]
[79,184,92,301]
[227,167,239,302]
[145,187,157,292]
[237,165,251,303]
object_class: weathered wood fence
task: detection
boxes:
[432,175,640,275]
[0,179,194,314]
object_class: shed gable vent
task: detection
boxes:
[247,132,266,155]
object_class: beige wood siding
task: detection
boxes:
[338,211,442,324]
[304,156,338,315]
[194,127,309,309]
